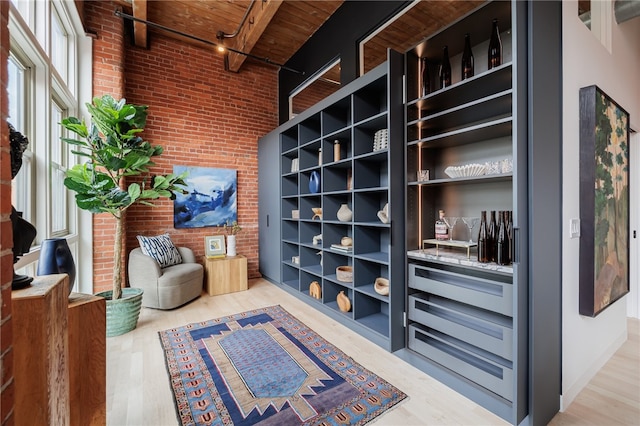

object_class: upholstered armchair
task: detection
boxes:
[128,247,203,309]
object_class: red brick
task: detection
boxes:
[85,1,276,288]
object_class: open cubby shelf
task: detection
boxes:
[278,51,404,353]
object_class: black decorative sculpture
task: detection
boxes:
[9,122,37,289]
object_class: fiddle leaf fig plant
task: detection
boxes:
[61,95,187,300]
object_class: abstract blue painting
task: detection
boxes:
[173,166,237,229]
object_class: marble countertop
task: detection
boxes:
[407,247,514,275]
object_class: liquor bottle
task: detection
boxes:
[435,209,448,240]
[488,210,497,262]
[439,46,451,89]
[477,211,490,263]
[488,18,502,70]
[461,33,474,80]
[496,211,509,265]
[420,57,430,97]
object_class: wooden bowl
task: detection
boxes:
[336,266,353,282]
[374,277,389,296]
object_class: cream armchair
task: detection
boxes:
[128,247,203,309]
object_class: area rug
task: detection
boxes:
[159,305,406,425]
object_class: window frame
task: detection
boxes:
[9,0,93,294]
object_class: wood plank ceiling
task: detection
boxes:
[121,0,343,73]
[118,0,487,78]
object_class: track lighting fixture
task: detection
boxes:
[216,31,226,53]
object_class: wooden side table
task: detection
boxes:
[68,292,106,426]
[12,274,70,426]
[204,255,248,296]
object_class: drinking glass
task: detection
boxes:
[461,217,480,242]
[442,217,459,241]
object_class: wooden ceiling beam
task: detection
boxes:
[225,0,283,72]
[132,0,148,48]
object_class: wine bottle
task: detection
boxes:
[488,18,502,70]
[461,33,474,80]
[507,210,513,264]
[439,46,451,89]
[488,210,497,262]
[496,211,509,265]
[477,211,489,263]
[420,57,430,97]
[435,209,448,240]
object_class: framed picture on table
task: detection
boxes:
[205,235,226,258]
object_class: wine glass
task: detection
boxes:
[442,217,459,241]
[461,217,479,242]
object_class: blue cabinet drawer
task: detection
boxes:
[408,293,513,361]
[408,263,513,316]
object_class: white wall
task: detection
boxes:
[561,0,640,409]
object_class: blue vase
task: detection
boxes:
[309,171,321,194]
[37,238,76,294]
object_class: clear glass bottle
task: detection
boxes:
[461,33,474,80]
[477,211,489,263]
[420,56,430,97]
[435,209,448,240]
[488,18,502,70]
[439,46,451,89]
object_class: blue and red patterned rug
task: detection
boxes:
[159,305,407,425]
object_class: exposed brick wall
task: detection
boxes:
[84,1,127,293]
[0,1,14,424]
[84,3,278,292]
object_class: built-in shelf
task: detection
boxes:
[401,1,527,424]
[274,50,405,352]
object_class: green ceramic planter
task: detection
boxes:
[96,288,144,337]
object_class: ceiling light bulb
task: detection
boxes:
[217,45,225,53]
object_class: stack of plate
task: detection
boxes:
[444,163,486,178]
[373,129,388,152]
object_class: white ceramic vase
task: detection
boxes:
[337,204,352,222]
[227,235,236,256]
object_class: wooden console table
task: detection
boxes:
[204,255,248,296]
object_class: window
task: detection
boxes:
[8,55,32,220]
[51,9,68,82]
[9,0,93,293]
[50,99,69,235]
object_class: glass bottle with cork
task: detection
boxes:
[435,209,449,240]
[461,33,474,80]
[439,46,451,89]
[488,19,502,70]
[477,211,490,263]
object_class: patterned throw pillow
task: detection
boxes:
[136,233,183,268]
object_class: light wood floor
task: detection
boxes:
[106,278,640,425]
